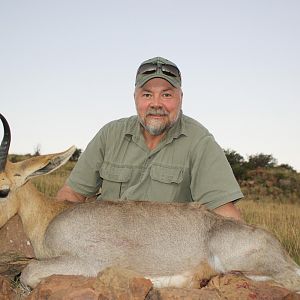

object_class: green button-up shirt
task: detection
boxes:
[67,114,243,209]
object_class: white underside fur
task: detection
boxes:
[146,272,192,288]
[147,264,300,290]
[246,275,272,282]
[210,255,225,273]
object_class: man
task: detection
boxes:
[57,57,243,220]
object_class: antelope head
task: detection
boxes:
[0,113,76,226]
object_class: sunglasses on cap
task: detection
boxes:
[137,63,181,79]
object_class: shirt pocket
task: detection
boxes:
[100,163,132,199]
[149,165,184,201]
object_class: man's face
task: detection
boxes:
[134,78,183,136]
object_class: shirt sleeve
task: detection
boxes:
[190,135,243,210]
[66,127,106,196]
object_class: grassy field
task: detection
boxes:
[237,200,300,265]
[31,161,300,265]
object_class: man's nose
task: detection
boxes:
[150,95,162,107]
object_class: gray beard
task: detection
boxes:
[138,108,181,136]
[140,121,170,136]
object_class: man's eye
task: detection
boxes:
[143,93,152,98]
[163,93,172,97]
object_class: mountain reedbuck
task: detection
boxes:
[0,113,299,292]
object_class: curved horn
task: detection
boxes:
[0,113,11,171]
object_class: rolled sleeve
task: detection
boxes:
[190,135,243,209]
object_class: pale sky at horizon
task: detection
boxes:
[1,1,300,170]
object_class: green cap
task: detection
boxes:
[135,57,181,88]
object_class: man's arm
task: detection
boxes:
[213,202,242,220]
[56,184,87,203]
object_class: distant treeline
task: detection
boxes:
[224,149,296,181]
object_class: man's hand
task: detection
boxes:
[213,202,242,221]
[56,184,87,203]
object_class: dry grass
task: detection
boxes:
[237,199,300,264]
[31,161,75,197]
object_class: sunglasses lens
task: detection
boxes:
[161,65,181,78]
[137,63,157,75]
[138,63,180,77]
[136,62,181,87]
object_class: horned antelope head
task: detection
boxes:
[0,113,76,203]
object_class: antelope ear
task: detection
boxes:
[14,146,76,183]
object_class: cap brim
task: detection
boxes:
[135,74,181,88]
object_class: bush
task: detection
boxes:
[224,149,244,166]
[70,148,82,161]
[224,149,248,180]
[277,164,296,172]
[246,153,277,170]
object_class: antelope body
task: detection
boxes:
[0,114,299,292]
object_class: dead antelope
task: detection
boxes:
[0,113,299,292]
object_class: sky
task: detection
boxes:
[0,0,299,171]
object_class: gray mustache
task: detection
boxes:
[146,108,168,116]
